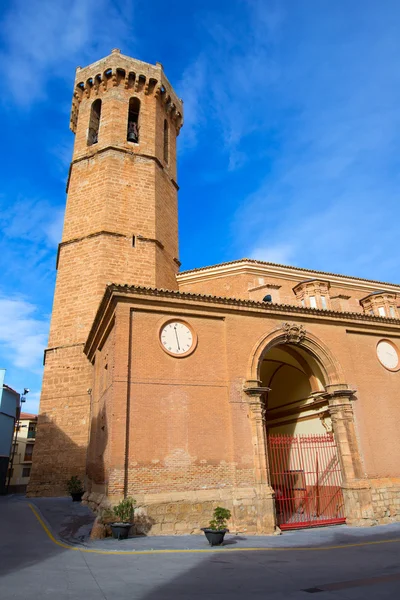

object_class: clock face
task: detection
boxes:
[160,321,196,356]
[377,340,399,370]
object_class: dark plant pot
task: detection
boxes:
[201,528,227,546]
[71,491,84,502]
[111,523,132,540]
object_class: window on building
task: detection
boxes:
[24,444,34,462]
[127,97,140,143]
[321,296,327,310]
[22,467,31,478]
[87,99,102,146]
[28,422,36,439]
[301,299,306,307]
[378,306,386,317]
[389,306,396,318]
[309,296,317,309]
[163,119,169,163]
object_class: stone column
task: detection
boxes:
[244,380,276,533]
[325,384,374,526]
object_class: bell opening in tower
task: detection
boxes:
[127,97,140,143]
[163,119,169,163]
[87,99,101,146]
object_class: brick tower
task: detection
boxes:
[28,49,183,495]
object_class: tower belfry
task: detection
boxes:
[29,50,183,494]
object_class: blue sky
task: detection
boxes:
[1,0,400,413]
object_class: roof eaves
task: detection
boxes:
[178,258,400,289]
[102,282,400,323]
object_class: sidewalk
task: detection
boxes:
[29,496,400,553]
[2,496,400,600]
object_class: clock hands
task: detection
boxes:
[174,324,181,351]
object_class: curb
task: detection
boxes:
[28,503,400,556]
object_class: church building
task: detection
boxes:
[28,50,400,534]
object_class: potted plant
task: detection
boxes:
[202,506,231,546]
[66,476,84,502]
[110,497,136,540]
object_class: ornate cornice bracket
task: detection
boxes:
[322,385,356,402]
[243,381,269,424]
[243,380,271,398]
[281,322,306,344]
[322,385,357,421]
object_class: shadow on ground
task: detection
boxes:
[0,496,68,578]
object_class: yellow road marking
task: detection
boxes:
[28,503,400,556]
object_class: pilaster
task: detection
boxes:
[243,380,276,533]
[324,384,374,525]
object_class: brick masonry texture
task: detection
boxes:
[29,50,400,535]
[28,50,181,497]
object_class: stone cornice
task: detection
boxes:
[84,283,400,360]
[66,146,179,193]
[56,231,171,270]
[292,278,331,293]
[56,231,126,269]
[359,290,397,303]
[177,259,400,294]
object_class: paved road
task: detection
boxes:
[1,496,400,599]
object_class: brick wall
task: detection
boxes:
[83,288,400,532]
[29,51,182,496]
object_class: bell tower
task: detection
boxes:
[28,50,183,495]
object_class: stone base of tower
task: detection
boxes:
[83,485,277,535]
[27,345,92,497]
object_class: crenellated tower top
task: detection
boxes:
[70,48,183,135]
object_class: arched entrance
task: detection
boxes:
[261,343,346,529]
[244,323,365,532]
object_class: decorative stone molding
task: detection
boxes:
[243,380,272,489]
[359,291,398,318]
[322,385,365,486]
[281,322,306,344]
[293,279,331,310]
[243,380,270,398]
[323,386,356,423]
[319,414,333,433]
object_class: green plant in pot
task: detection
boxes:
[201,506,231,546]
[110,497,136,540]
[66,476,84,502]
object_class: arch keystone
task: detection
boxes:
[282,321,306,344]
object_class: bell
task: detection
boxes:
[127,132,137,143]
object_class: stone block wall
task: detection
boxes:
[84,487,277,536]
[344,478,400,526]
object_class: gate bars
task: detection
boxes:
[268,433,346,530]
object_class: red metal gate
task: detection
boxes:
[268,433,346,530]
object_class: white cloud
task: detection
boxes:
[0,297,48,372]
[0,0,135,105]
[249,244,294,266]
[177,1,283,167]
[45,208,65,246]
[225,3,400,281]
[0,197,64,248]
[177,56,207,151]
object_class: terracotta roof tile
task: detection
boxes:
[178,258,400,288]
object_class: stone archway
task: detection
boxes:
[244,322,371,530]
